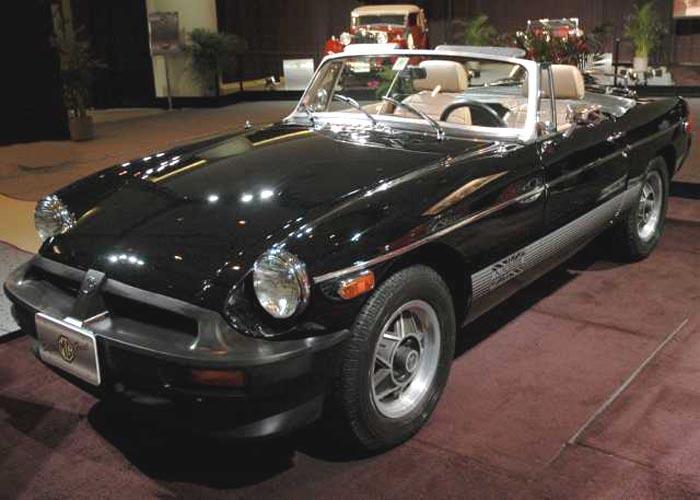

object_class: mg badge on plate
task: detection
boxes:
[36,313,101,386]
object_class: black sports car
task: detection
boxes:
[5,50,692,451]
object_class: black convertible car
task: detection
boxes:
[5,49,692,451]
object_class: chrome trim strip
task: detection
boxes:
[547,150,625,189]
[627,123,678,150]
[470,186,633,300]
[312,186,545,284]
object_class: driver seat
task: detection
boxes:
[396,60,472,125]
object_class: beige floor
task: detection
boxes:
[0,195,40,252]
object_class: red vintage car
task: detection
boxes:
[526,17,581,39]
[325,4,429,55]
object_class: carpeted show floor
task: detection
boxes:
[1,196,699,499]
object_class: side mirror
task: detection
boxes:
[563,104,604,138]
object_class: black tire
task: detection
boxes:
[610,156,669,261]
[328,265,456,452]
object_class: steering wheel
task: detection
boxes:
[440,99,508,128]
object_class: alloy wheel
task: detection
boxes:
[636,170,663,242]
[370,300,441,419]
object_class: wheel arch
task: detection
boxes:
[656,145,676,180]
[382,242,471,326]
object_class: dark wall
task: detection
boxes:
[217,0,680,82]
[217,0,361,81]
[71,0,155,107]
[4,0,68,144]
[675,18,700,65]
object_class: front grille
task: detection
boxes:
[103,292,199,337]
[352,32,378,43]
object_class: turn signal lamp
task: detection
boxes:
[338,271,375,300]
[189,368,246,388]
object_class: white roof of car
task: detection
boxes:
[351,4,421,16]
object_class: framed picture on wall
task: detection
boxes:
[148,12,181,55]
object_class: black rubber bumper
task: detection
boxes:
[5,258,351,438]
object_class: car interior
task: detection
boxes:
[325,56,636,134]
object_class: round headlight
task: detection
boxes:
[253,249,310,319]
[376,31,389,44]
[339,32,352,46]
[34,195,76,241]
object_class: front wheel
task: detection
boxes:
[610,157,669,260]
[329,265,455,451]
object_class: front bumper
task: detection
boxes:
[4,257,350,438]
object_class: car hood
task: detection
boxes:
[45,123,489,306]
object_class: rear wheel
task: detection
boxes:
[329,265,455,451]
[611,157,669,260]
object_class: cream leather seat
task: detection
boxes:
[506,64,586,130]
[395,60,471,125]
[541,64,585,129]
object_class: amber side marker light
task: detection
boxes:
[338,271,375,300]
[189,368,246,388]
[685,114,696,135]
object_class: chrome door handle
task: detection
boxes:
[518,177,545,205]
[606,131,625,143]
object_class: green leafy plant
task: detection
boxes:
[624,1,665,59]
[453,14,497,46]
[52,12,101,118]
[186,29,247,96]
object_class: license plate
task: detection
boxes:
[36,313,101,386]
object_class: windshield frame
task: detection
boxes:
[290,49,540,143]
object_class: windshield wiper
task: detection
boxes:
[333,94,377,127]
[381,96,445,141]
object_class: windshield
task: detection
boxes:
[298,53,533,136]
[354,14,406,26]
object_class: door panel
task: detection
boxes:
[540,118,629,232]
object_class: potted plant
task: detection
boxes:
[452,14,497,75]
[453,14,497,47]
[52,13,100,141]
[624,1,665,71]
[187,29,247,97]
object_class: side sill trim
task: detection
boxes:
[312,186,545,284]
[470,185,635,301]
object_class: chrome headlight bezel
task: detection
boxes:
[34,195,76,241]
[252,249,311,319]
[376,31,389,44]
[339,32,352,46]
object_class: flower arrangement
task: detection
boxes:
[513,28,590,65]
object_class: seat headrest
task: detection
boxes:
[523,64,585,100]
[414,60,468,93]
